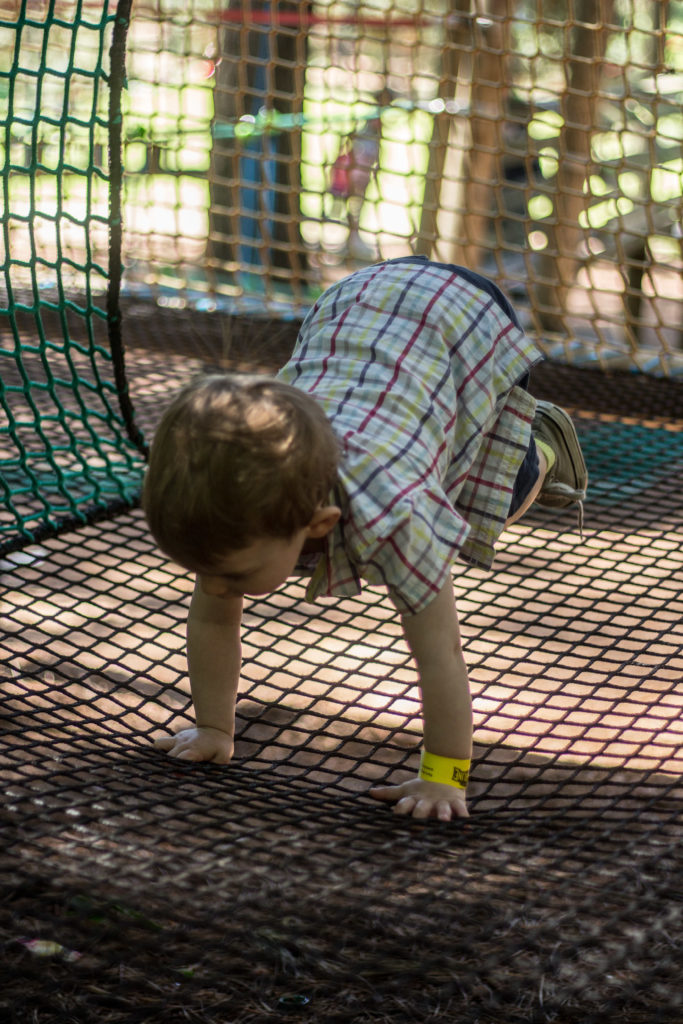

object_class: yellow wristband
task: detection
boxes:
[419,749,470,789]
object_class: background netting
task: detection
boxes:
[1,3,682,1023]
[117,0,683,374]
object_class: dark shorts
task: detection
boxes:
[508,432,540,518]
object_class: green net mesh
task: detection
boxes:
[0,0,143,556]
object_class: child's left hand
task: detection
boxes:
[369,778,469,821]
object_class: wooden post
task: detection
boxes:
[417,0,508,270]
[532,0,615,335]
[415,2,467,259]
[453,0,508,270]
[207,1,311,296]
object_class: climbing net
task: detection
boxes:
[119,0,683,373]
[0,0,143,554]
[0,3,682,1022]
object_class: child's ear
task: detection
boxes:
[307,505,341,539]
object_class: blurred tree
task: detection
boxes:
[207,1,311,296]
[416,0,509,270]
[532,0,616,334]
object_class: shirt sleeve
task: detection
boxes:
[357,497,470,615]
[337,451,472,616]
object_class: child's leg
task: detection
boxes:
[507,401,587,530]
[531,401,588,510]
[506,445,547,526]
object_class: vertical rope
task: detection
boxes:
[107,0,147,458]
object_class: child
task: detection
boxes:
[143,257,587,821]
[329,102,383,261]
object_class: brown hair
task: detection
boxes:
[142,373,339,570]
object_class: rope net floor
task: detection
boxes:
[1,308,681,1023]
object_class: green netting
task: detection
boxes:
[0,0,143,555]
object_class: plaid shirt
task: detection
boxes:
[278,258,540,615]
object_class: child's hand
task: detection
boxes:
[154,726,234,764]
[369,778,469,821]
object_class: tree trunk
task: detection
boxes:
[415,3,464,259]
[453,0,508,270]
[417,0,508,269]
[532,0,615,335]
[207,1,310,296]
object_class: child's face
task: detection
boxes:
[197,528,310,599]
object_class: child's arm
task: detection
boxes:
[154,578,242,763]
[370,577,472,821]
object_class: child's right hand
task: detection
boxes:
[370,777,469,821]
[154,726,234,764]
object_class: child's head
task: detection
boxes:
[143,373,340,573]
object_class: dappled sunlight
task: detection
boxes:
[4,490,680,810]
